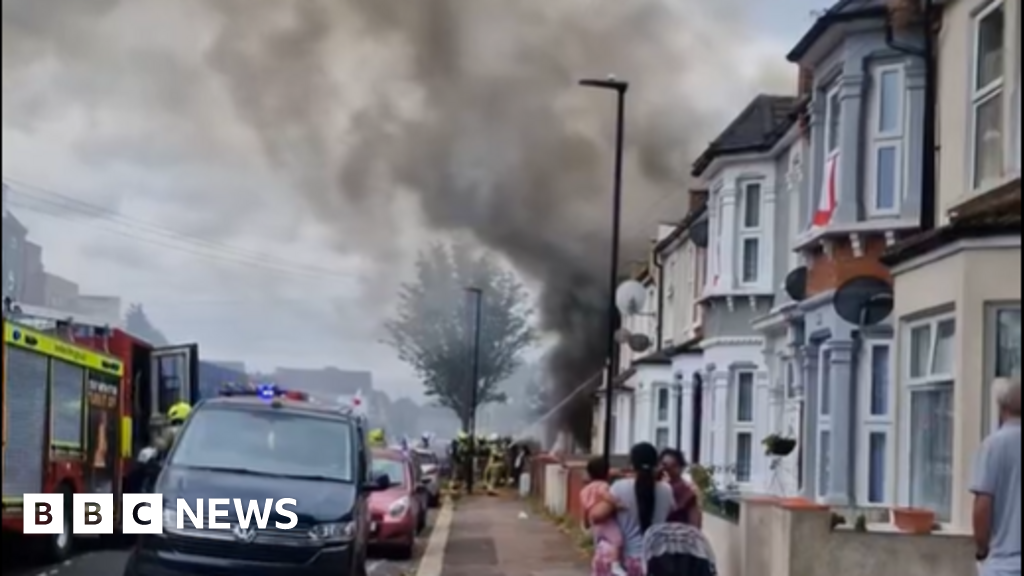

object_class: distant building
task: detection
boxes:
[271,367,373,398]
[42,273,79,312]
[2,211,28,300]
[19,241,44,306]
[76,295,122,326]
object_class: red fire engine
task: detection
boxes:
[1,305,198,561]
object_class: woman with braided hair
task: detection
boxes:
[587,442,675,576]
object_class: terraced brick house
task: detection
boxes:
[784,0,929,508]
[691,94,800,490]
[882,0,1020,528]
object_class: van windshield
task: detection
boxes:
[170,406,354,482]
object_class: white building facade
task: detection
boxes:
[691,95,801,491]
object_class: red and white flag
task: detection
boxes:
[812,155,838,228]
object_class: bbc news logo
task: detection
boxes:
[23,494,299,534]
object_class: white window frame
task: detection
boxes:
[738,181,763,287]
[692,245,706,329]
[899,314,956,521]
[984,303,1021,433]
[824,83,843,160]
[817,348,833,498]
[1013,10,1021,176]
[732,370,756,484]
[656,385,671,424]
[867,64,906,216]
[740,181,763,231]
[787,153,803,270]
[969,0,1008,192]
[857,341,895,506]
[734,370,756,424]
[739,237,760,286]
[655,426,672,449]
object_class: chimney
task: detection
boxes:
[798,66,814,97]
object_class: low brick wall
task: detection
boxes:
[702,497,977,576]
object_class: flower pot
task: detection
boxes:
[892,507,936,534]
[766,438,797,457]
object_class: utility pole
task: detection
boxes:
[579,75,628,468]
[464,286,483,494]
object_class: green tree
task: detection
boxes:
[384,242,535,429]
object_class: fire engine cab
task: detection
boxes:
[1,302,200,561]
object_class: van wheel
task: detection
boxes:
[40,487,74,563]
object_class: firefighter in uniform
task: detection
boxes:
[449,432,470,491]
[135,402,191,490]
[481,434,505,494]
[368,428,387,448]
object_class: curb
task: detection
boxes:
[413,499,454,576]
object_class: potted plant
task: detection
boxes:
[891,507,937,535]
[762,433,798,457]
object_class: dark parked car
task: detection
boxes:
[124,393,386,576]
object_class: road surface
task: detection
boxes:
[2,511,437,576]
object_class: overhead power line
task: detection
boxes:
[3,176,360,281]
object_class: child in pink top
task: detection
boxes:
[581,457,627,576]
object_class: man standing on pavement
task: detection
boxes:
[971,376,1021,576]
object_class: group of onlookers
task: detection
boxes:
[576,375,1020,576]
[582,444,715,576]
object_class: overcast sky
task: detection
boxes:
[2,0,829,400]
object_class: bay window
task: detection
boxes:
[971,1,1006,190]
[655,386,671,448]
[740,238,760,284]
[985,305,1021,431]
[825,84,842,158]
[691,244,706,329]
[868,65,905,215]
[817,349,832,497]
[859,342,894,505]
[904,316,955,521]
[734,371,755,483]
[739,181,762,286]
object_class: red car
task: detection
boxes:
[369,449,425,559]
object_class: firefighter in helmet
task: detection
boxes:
[368,428,386,447]
[137,401,192,477]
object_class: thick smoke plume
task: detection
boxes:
[3,0,793,444]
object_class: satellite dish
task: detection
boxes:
[833,276,894,327]
[784,266,808,302]
[690,220,709,248]
[615,280,648,316]
[627,333,652,353]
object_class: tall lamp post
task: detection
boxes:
[464,287,484,494]
[579,75,629,467]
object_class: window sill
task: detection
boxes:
[794,219,920,251]
[947,173,1022,221]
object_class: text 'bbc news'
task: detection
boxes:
[22,494,299,535]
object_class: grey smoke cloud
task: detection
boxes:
[3,0,794,442]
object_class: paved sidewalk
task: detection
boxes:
[440,496,591,576]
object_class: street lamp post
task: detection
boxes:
[579,75,629,468]
[464,287,484,494]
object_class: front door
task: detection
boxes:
[150,344,198,423]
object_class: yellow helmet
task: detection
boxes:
[167,402,192,424]
[368,429,385,444]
